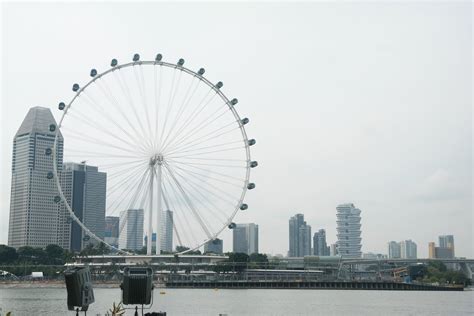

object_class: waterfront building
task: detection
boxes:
[62,162,106,251]
[313,229,330,256]
[104,216,120,248]
[119,209,144,250]
[160,210,173,252]
[289,213,312,257]
[400,240,417,259]
[388,241,401,259]
[233,223,259,254]
[336,203,362,258]
[8,107,66,248]
[204,238,223,254]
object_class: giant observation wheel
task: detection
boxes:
[51,53,257,255]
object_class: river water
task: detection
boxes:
[0,287,472,315]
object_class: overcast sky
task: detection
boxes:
[1,1,472,257]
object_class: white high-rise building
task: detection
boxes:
[233,223,259,254]
[336,203,362,258]
[388,241,401,259]
[400,240,417,259]
[119,209,144,250]
[8,107,67,248]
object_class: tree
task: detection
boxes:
[18,246,47,264]
[45,244,64,264]
[226,252,249,263]
[0,245,18,264]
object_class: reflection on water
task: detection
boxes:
[0,287,473,316]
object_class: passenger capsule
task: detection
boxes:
[49,124,56,132]
[250,161,258,168]
[177,58,185,66]
[247,183,256,190]
[72,84,80,92]
[83,235,91,241]
[133,53,140,62]
[228,222,236,229]
[45,148,52,156]
[111,59,118,67]
[241,118,249,125]
[216,81,224,89]
[58,102,65,110]
[46,172,54,179]
[155,54,163,61]
[90,69,97,77]
[248,139,256,146]
[198,68,205,75]
[66,217,72,224]
[240,204,248,210]
[230,98,238,105]
[54,196,61,203]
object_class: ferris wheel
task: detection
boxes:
[51,53,257,255]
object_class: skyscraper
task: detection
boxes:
[400,240,417,259]
[62,162,106,251]
[330,243,338,256]
[204,238,223,254]
[439,235,455,257]
[288,213,312,257]
[233,223,259,254]
[105,216,120,249]
[298,224,312,257]
[8,107,65,248]
[313,229,330,256]
[160,210,173,252]
[119,209,144,250]
[336,203,362,258]
[388,241,401,259]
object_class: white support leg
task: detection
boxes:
[155,160,163,255]
[147,166,154,256]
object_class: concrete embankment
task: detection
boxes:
[165,280,464,291]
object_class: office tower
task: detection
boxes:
[289,213,312,257]
[336,203,362,258]
[204,238,223,254]
[160,210,173,252]
[330,243,338,256]
[8,107,65,248]
[388,241,401,259]
[439,235,455,257]
[104,216,120,248]
[313,229,330,256]
[400,240,417,259]
[119,209,144,250]
[62,162,106,251]
[233,223,259,254]
[428,242,436,259]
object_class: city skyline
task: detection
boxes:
[1,2,471,257]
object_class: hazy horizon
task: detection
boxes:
[1,2,472,257]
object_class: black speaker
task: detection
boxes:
[64,267,95,311]
[121,267,154,305]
